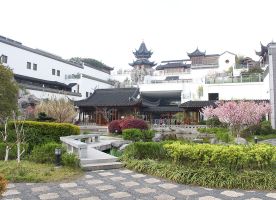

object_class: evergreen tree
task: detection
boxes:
[0,64,18,119]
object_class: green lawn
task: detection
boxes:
[0,160,83,182]
[246,134,276,143]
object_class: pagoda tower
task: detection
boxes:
[129,41,156,84]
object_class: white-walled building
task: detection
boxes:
[0,35,114,100]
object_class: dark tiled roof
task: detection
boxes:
[256,42,268,57]
[165,76,179,81]
[188,48,206,57]
[14,74,72,89]
[75,88,141,107]
[156,62,190,70]
[0,35,83,69]
[133,42,153,59]
[142,106,183,112]
[129,59,156,67]
[180,100,217,108]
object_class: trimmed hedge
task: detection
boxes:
[0,174,7,195]
[122,129,155,142]
[3,121,80,151]
[123,142,171,160]
[164,142,276,170]
[123,158,276,190]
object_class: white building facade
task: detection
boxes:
[0,35,113,100]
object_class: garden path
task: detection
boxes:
[2,168,276,200]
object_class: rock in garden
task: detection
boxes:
[119,144,130,151]
[234,137,248,145]
[152,133,163,142]
[210,138,218,144]
[111,140,131,148]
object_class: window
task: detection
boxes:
[52,69,55,75]
[27,62,31,69]
[208,93,219,100]
[1,55,8,63]
[33,63,37,71]
[57,70,60,76]
[86,92,89,97]
[225,59,229,64]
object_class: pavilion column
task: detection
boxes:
[269,44,276,128]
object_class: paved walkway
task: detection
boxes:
[2,169,276,200]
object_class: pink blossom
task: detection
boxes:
[201,101,271,135]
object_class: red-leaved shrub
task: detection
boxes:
[121,119,148,130]
[108,120,122,134]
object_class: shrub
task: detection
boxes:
[140,130,156,142]
[122,128,141,142]
[124,158,276,190]
[4,121,80,151]
[197,127,232,143]
[164,142,276,170]
[206,117,222,127]
[29,142,63,164]
[122,129,155,142]
[123,142,169,160]
[0,174,7,195]
[108,120,122,134]
[36,112,55,122]
[121,119,148,130]
[61,153,79,168]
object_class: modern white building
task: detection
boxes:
[0,35,114,100]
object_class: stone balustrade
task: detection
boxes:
[60,134,100,159]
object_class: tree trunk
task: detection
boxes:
[4,146,9,161]
[17,142,20,163]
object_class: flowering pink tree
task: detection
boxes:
[202,101,271,136]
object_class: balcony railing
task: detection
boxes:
[205,74,263,84]
[148,79,192,84]
[191,63,219,69]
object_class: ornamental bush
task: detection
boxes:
[121,119,148,131]
[108,120,122,134]
[29,142,64,164]
[4,121,80,151]
[122,129,155,142]
[61,153,79,168]
[164,142,276,170]
[0,174,7,195]
[122,128,141,142]
[123,142,168,160]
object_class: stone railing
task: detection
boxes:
[60,134,100,159]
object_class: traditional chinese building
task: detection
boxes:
[129,42,156,84]
[75,87,183,125]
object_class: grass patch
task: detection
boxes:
[246,134,276,142]
[122,158,276,190]
[0,160,83,182]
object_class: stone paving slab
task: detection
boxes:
[2,168,276,200]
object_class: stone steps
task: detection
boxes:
[81,162,123,171]
[80,157,118,165]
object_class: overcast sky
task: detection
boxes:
[2,0,276,70]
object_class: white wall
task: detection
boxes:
[202,82,268,100]
[0,41,113,100]
[219,52,236,72]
